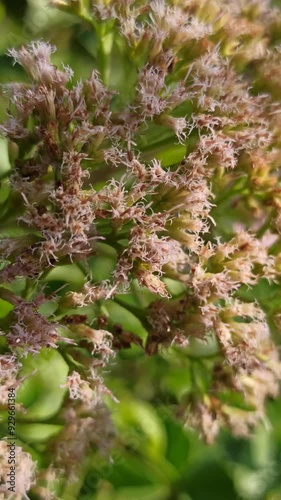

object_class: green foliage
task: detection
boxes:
[1,1,281,499]
[16,349,69,420]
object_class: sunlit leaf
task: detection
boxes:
[16,349,69,421]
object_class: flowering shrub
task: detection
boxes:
[1,0,281,497]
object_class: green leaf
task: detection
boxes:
[186,335,219,358]
[218,390,255,412]
[182,462,237,500]
[164,415,190,471]
[38,300,58,317]
[44,264,85,289]
[94,453,165,489]
[161,366,192,399]
[0,298,14,318]
[88,242,117,281]
[0,138,11,175]
[16,422,63,443]
[113,400,167,462]
[155,144,186,167]
[2,278,26,295]
[114,485,170,500]
[163,278,187,297]
[101,300,148,339]
[250,425,274,469]
[0,181,10,204]
[16,349,69,421]
[116,280,156,310]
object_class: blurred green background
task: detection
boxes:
[1,1,281,499]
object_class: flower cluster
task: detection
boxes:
[1,0,281,495]
[0,441,36,499]
[0,355,21,407]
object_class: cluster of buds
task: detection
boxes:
[1,0,281,495]
[0,441,36,499]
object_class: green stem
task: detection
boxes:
[80,14,114,85]
[52,1,113,84]
[0,287,19,304]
